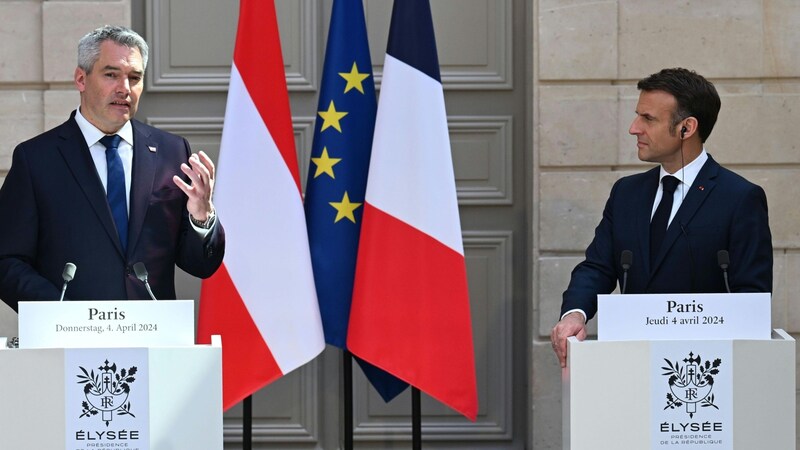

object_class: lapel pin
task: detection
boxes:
[698,186,705,191]
[148,146,157,153]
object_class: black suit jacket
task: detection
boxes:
[561,155,772,321]
[0,112,225,311]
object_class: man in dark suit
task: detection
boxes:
[550,68,772,367]
[0,25,224,312]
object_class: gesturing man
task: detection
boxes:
[0,25,225,311]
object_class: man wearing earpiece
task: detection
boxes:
[550,68,773,367]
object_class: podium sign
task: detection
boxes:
[18,300,194,348]
[597,293,771,341]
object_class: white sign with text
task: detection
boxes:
[18,300,194,348]
[598,293,770,341]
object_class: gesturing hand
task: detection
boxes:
[173,151,216,221]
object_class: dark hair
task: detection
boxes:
[637,68,720,143]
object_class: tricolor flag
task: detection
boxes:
[197,0,325,410]
[304,0,408,401]
[347,0,479,420]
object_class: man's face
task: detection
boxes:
[629,90,684,172]
[74,41,144,134]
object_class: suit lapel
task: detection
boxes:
[57,116,125,257]
[650,156,719,274]
[127,121,157,256]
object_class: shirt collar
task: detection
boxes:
[74,107,134,148]
[659,149,708,188]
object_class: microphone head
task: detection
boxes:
[717,250,730,269]
[620,250,633,270]
[62,263,76,282]
[133,262,148,282]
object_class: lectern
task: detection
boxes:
[0,300,223,450]
[563,293,796,450]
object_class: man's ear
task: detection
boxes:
[680,116,699,140]
[74,67,87,92]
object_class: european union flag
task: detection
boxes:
[304,0,407,402]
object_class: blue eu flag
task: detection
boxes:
[304,0,408,402]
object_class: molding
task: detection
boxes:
[223,361,321,443]
[293,116,316,191]
[449,116,514,205]
[144,116,224,134]
[145,0,317,92]
[368,0,513,90]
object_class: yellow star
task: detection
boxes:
[311,147,342,179]
[329,191,362,224]
[339,62,370,94]
[318,100,348,133]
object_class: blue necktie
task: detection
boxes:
[100,134,128,253]
[650,175,680,266]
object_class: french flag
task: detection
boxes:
[197,0,325,410]
[347,0,478,421]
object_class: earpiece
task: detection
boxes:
[680,126,687,139]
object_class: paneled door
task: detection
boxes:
[133,0,531,448]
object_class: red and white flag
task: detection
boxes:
[197,0,325,410]
[346,0,478,421]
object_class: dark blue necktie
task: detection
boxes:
[100,134,128,253]
[650,175,680,266]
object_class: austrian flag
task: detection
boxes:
[197,0,325,410]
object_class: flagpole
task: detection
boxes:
[412,387,421,449]
[344,350,354,450]
[243,395,252,450]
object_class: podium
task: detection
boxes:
[0,301,223,450]
[564,331,795,449]
[563,293,796,450]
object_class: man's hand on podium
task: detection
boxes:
[550,312,586,368]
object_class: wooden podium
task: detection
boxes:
[0,301,223,450]
[563,293,796,450]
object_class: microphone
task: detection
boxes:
[620,250,633,294]
[59,262,77,301]
[717,250,731,293]
[133,262,158,301]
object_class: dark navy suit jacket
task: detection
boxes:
[0,112,225,311]
[561,155,772,321]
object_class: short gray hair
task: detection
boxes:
[77,25,149,73]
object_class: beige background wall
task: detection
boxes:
[0,0,132,341]
[533,1,800,448]
[1,0,799,449]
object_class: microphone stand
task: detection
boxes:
[620,250,633,294]
[133,262,158,301]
